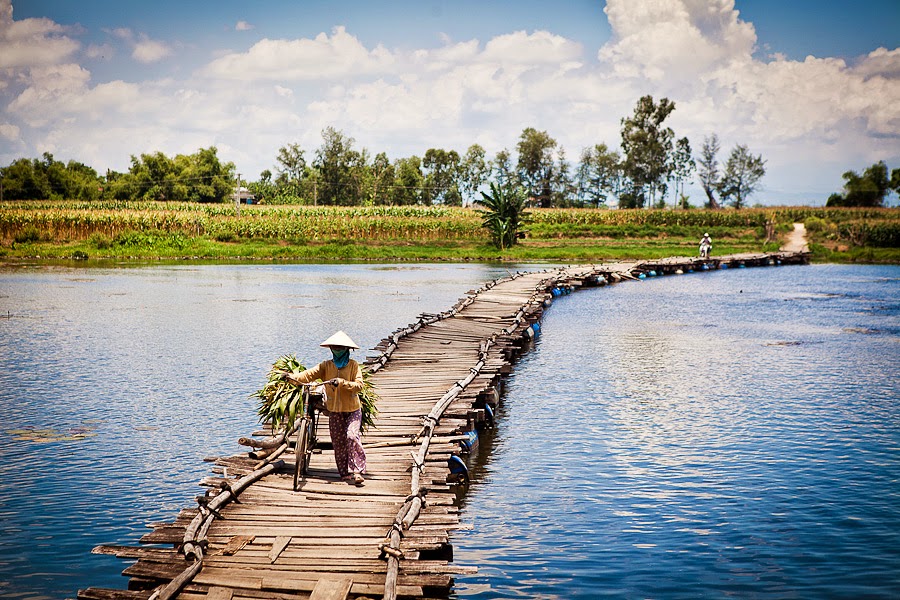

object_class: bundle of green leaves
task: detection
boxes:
[252,353,379,434]
[359,369,379,433]
[253,354,306,433]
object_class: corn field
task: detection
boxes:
[0,202,484,242]
[1,201,898,247]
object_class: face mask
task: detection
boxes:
[331,347,350,369]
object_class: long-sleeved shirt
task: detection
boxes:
[292,359,364,413]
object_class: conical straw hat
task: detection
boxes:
[320,330,359,349]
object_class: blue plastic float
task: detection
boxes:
[448,455,469,482]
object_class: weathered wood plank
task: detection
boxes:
[222,535,255,556]
[205,587,234,600]
[267,536,290,563]
[308,577,352,600]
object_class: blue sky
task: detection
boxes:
[2,0,899,204]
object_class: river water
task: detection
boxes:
[0,262,897,599]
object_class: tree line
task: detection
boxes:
[0,147,235,203]
[251,96,768,210]
[11,95,892,209]
[826,161,900,208]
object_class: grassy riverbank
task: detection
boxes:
[1,202,898,263]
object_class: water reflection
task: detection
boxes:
[452,265,900,599]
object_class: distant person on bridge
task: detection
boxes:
[285,331,367,486]
[699,233,712,259]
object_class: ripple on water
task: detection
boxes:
[451,265,900,599]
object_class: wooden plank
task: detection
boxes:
[205,588,233,600]
[268,536,290,563]
[77,589,152,600]
[222,535,255,556]
[309,577,352,600]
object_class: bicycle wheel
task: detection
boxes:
[293,415,310,491]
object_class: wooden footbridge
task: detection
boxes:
[79,251,808,600]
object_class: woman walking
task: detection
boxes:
[285,331,367,485]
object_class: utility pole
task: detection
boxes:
[234,173,241,216]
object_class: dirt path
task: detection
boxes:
[781,222,809,253]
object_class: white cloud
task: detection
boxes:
[590,0,900,195]
[855,47,900,80]
[2,0,897,203]
[85,42,114,60]
[0,0,79,69]
[203,26,394,80]
[274,85,293,98]
[482,30,582,65]
[235,20,254,31]
[600,0,756,81]
[132,34,173,63]
[0,122,20,140]
[109,27,132,41]
[103,26,173,63]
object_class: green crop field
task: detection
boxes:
[1,201,898,263]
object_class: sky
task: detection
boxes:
[1,0,899,205]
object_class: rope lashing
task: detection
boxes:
[402,488,428,504]
[196,499,224,521]
[379,544,404,560]
[218,481,241,503]
[409,451,425,472]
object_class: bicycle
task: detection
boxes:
[292,382,325,491]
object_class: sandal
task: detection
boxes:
[350,473,365,486]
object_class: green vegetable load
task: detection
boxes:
[252,354,306,433]
[252,354,379,434]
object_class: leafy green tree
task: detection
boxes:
[516,128,557,207]
[476,182,529,250]
[0,153,103,200]
[827,161,891,207]
[129,151,180,201]
[620,95,675,208]
[276,143,306,183]
[459,144,489,207]
[422,148,462,205]
[390,156,424,205]
[492,149,515,188]
[106,147,233,202]
[248,169,277,203]
[346,147,371,205]
[671,137,695,207]
[370,152,394,205]
[719,145,766,209]
[577,143,621,207]
[551,146,576,207]
[313,127,356,205]
[697,134,722,209]
[1,158,46,199]
[273,143,307,200]
[181,147,234,203]
[103,169,133,200]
